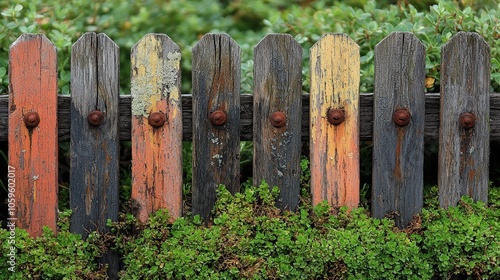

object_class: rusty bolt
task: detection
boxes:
[327,108,345,125]
[270,112,286,128]
[459,112,476,129]
[24,112,40,128]
[87,110,105,127]
[209,110,227,126]
[148,112,166,127]
[393,109,411,126]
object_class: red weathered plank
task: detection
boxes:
[439,32,490,207]
[8,34,58,236]
[131,34,183,223]
[192,34,241,223]
[253,34,303,211]
[309,33,360,210]
[372,32,426,228]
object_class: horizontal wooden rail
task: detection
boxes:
[1,93,500,142]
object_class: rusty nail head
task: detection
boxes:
[393,109,411,126]
[209,110,227,126]
[327,108,345,125]
[87,110,105,126]
[24,112,40,128]
[148,112,166,127]
[270,112,286,128]
[459,112,476,129]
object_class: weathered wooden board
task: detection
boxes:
[192,34,241,222]
[253,34,302,210]
[309,33,360,210]
[70,32,120,237]
[439,32,490,207]
[8,34,58,236]
[69,32,120,278]
[3,93,500,142]
[131,34,183,223]
[372,32,426,228]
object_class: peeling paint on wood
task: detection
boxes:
[439,32,490,208]
[131,35,181,118]
[310,33,360,211]
[8,34,58,236]
[131,33,183,223]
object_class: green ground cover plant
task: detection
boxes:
[1,183,499,279]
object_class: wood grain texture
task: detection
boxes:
[253,34,302,210]
[131,34,183,223]
[2,93,500,142]
[372,32,425,228]
[69,32,120,278]
[439,32,490,208]
[8,34,58,236]
[310,33,360,210]
[70,32,120,237]
[192,34,241,222]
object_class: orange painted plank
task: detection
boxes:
[309,33,360,210]
[131,34,183,223]
[8,34,58,236]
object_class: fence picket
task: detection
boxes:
[309,33,360,210]
[70,32,120,237]
[253,34,302,210]
[439,32,490,207]
[131,34,183,223]
[8,34,58,236]
[70,32,120,278]
[372,32,426,228]
[192,34,241,222]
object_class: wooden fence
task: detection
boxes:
[1,31,498,240]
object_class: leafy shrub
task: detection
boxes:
[1,0,499,95]
[2,184,500,279]
[110,183,431,279]
[264,0,500,92]
[0,0,273,94]
[0,210,106,279]
[108,183,498,279]
[418,197,500,279]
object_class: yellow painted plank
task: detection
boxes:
[310,33,360,210]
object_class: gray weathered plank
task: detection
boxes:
[439,32,490,207]
[372,32,426,228]
[2,93,500,142]
[69,32,120,278]
[192,34,241,222]
[253,34,302,210]
[70,32,120,237]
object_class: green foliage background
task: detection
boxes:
[0,0,499,95]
